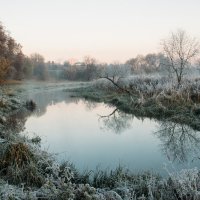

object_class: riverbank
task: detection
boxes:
[69,79,200,132]
[0,81,200,199]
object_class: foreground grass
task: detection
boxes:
[1,81,200,199]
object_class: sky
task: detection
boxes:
[0,0,200,63]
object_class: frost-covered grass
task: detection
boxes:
[1,80,200,199]
[93,74,200,105]
[71,74,200,131]
[1,161,200,199]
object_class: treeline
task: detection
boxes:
[1,22,200,82]
[0,22,24,80]
[43,54,171,81]
[0,23,48,81]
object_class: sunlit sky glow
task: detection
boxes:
[1,0,200,63]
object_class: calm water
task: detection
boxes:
[21,90,200,175]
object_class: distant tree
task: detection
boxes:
[6,37,21,59]
[84,56,97,80]
[0,58,10,81]
[143,54,160,73]
[0,23,9,58]
[126,55,145,73]
[0,22,23,80]
[99,62,131,94]
[162,30,199,87]
[126,53,169,74]
[64,65,77,80]
[30,53,45,64]
[23,56,33,78]
[101,62,130,81]
[63,61,70,67]
[30,53,48,80]
[13,51,25,80]
[155,53,170,74]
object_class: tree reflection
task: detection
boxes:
[155,122,200,163]
[82,99,99,111]
[99,108,200,163]
[98,108,134,134]
[26,91,80,117]
[1,109,34,140]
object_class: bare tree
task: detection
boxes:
[162,30,199,87]
[30,53,48,80]
[84,56,97,80]
[99,62,131,94]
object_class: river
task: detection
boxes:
[19,85,200,175]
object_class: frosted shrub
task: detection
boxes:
[0,180,38,200]
[93,73,200,105]
[163,168,200,200]
[92,78,115,90]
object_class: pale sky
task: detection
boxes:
[1,0,200,63]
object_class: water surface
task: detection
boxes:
[21,90,200,174]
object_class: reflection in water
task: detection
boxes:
[22,99,163,172]
[21,90,200,173]
[25,90,79,117]
[84,100,99,111]
[99,107,200,164]
[1,108,35,142]
[155,122,200,163]
[99,108,133,134]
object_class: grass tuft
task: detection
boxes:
[0,142,44,186]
